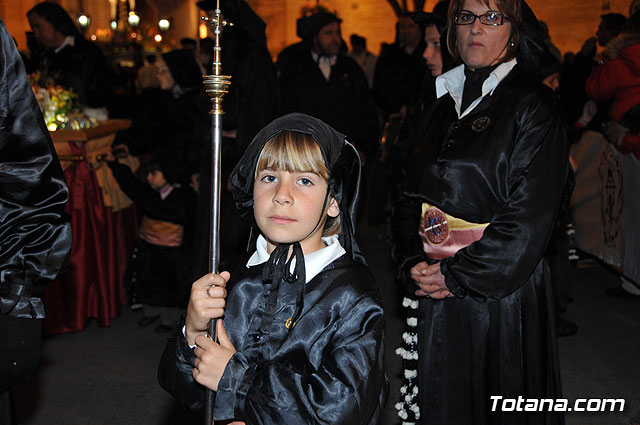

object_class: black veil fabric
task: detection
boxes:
[516,0,545,79]
[0,17,72,318]
[161,49,203,91]
[230,112,365,265]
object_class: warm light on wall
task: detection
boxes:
[154,34,163,42]
[199,22,208,39]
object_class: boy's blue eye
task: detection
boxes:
[298,177,313,186]
[261,175,277,183]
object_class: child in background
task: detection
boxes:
[106,148,196,332]
[158,113,388,424]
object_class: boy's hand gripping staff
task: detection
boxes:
[202,3,232,424]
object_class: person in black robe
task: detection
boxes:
[372,13,427,127]
[197,0,280,159]
[115,49,209,177]
[392,1,567,423]
[158,113,388,424]
[195,0,280,274]
[369,7,455,230]
[114,49,210,285]
[0,17,72,425]
[279,12,378,163]
[27,2,112,108]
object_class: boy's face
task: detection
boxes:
[253,169,339,255]
[147,169,168,190]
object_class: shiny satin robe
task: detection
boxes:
[0,17,71,319]
[279,52,379,159]
[393,65,568,424]
[158,254,387,424]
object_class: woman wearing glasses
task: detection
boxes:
[392,0,567,423]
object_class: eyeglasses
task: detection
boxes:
[454,11,509,26]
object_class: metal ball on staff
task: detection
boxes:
[201,1,232,423]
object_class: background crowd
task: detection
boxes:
[2,0,640,423]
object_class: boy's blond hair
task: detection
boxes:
[255,131,341,237]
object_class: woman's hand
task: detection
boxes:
[185,272,230,347]
[410,261,453,299]
[192,319,236,391]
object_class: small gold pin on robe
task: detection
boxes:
[471,116,491,132]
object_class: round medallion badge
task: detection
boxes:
[471,116,491,132]
[422,207,449,246]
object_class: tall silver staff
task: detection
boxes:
[201,2,232,423]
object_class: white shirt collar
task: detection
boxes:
[55,35,75,53]
[311,50,337,81]
[246,234,346,283]
[158,184,178,200]
[435,58,517,118]
[310,50,337,64]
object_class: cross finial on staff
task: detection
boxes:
[200,0,234,77]
[201,13,234,30]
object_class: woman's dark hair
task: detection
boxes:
[27,2,80,37]
[446,0,522,65]
[413,13,447,35]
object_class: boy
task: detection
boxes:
[158,113,388,424]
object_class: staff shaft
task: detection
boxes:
[204,109,223,424]
[202,3,232,423]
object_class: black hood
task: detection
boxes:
[197,0,267,46]
[230,113,365,265]
[516,0,545,78]
[161,49,202,90]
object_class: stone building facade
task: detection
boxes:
[0,0,634,64]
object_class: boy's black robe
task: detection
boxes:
[159,112,387,424]
[158,254,387,424]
